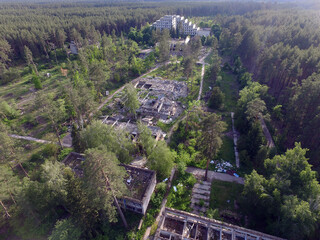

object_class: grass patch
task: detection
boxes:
[157,120,175,133]
[204,50,214,64]
[216,136,235,164]
[217,72,239,112]
[209,180,243,212]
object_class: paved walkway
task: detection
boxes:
[231,112,240,168]
[197,49,212,101]
[197,64,206,101]
[9,134,72,148]
[190,181,211,215]
[186,167,244,185]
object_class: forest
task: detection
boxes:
[1,1,320,240]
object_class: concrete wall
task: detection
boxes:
[119,197,144,214]
[141,171,157,214]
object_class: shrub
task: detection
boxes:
[0,101,20,119]
[42,144,59,157]
[206,208,220,219]
[30,152,45,163]
[208,87,224,109]
[58,148,73,161]
[48,219,82,240]
[0,69,21,85]
[186,174,197,187]
[32,75,42,89]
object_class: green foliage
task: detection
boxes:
[122,83,140,115]
[198,113,227,161]
[0,165,21,218]
[245,98,267,121]
[167,171,196,211]
[0,68,21,85]
[42,144,59,158]
[64,168,99,237]
[148,141,175,180]
[58,148,73,162]
[83,148,127,223]
[206,208,220,219]
[272,104,283,121]
[18,161,68,225]
[48,219,82,240]
[0,100,20,120]
[242,143,320,239]
[137,121,156,156]
[32,74,42,89]
[137,122,175,180]
[80,120,135,163]
[211,24,222,40]
[158,29,170,63]
[208,87,224,110]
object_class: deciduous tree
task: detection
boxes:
[198,113,226,180]
[122,83,140,116]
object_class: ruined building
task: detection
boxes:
[155,208,286,240]
[62,152,156,215]
[134,77,188,122]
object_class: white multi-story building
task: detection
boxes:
[152,15,202,36]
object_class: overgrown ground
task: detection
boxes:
[216,137,235,164]
[209,180,243,223]
[217,72,239,112]
[166,171,197,212]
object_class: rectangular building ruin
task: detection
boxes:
[135,77,188,100]
[118,164,156,215]
[155,208,286,240]
[62,153,156,215]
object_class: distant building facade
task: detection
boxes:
[196,28,211,37]
[152,15,210,37]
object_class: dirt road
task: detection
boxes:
[259,115,275,149]
[9,134,72,148]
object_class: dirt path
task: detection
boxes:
[197,49,212,101]
[186,167,244,185]
[9,134,72,148]
[231,112,240,168]
[259,115,275,148]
